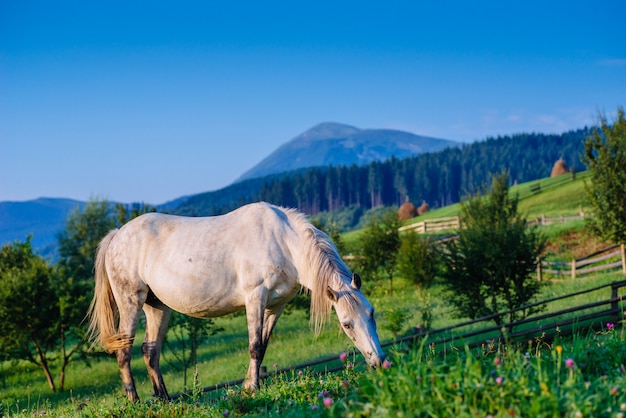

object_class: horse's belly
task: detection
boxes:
[146,272,245,318]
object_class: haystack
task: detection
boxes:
[417,201,430,215]
[551,159,569,177]
[398,199,417,221]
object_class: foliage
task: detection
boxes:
[165,313,224,390]
[441,172,547,325]
[2,324,625,417]
[0,238,59,391]
[353,325,626,417]
[395,230,438,296]
[356,208,400,295]
[582,106,626,244]
[380,306,412,339]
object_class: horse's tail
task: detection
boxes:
[87,229,129,353]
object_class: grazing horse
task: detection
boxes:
[87,202,385,401]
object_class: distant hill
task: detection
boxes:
[236,122,459,182]
[1,125,590,258]
[0,198,85,260]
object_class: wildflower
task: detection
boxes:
[574,412,582,418]
[621,403,626,411]
[565,358,575,369]
[339,352,348,362]
[610,386,619,396]
[318,390,329,398]
[487,415,494,418]
[555,345,563,355]
[493,356,501,367]
[273,363,278,368]
[347,362,354,369]
[495,377,503,385]
[342,379,350,389]
[323,397,334,407]
[312,405,319,411]
[382,360,391,369]
[223,410,229,417]
[298,370,303,376]
[607,322,615,330]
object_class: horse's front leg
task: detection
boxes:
[243,288,268,391]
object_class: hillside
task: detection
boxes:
[0,198,85,260]
[236,122,459,182]
[175,129,590,217]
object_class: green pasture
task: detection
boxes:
[3,169,626,417]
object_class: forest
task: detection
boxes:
[173,128,589,219]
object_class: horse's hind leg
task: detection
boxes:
[114,291,147,402]
[142,302,172,400]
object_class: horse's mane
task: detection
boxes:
[283,207,353,335]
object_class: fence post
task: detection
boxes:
[610,282,619,317]
[571,259,576,280]
[621,243,626,275]
[536,259,542,281]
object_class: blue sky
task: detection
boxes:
[1,1,624,204]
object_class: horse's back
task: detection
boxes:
[103,203,302,316]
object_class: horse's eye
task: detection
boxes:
[343,323,351,330]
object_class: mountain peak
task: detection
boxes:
[236,122,459,182]
[298,122,361,142]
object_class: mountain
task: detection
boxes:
[236,122,459,182]
[0,198,86,260]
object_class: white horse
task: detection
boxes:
[87,202,385,401]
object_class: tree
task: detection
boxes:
[440,172,547,326]
[55,199,116,390]
[164,313,224,390]
[0,238,59,391]
[357,208,401,295]
[395,231,438,297]
[582,107,626,244]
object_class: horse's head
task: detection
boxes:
[326,273,385,368]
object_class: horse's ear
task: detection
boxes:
[352,273,362,290]
[326,286,338,303]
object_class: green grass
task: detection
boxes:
[2,321,624,417]
[4,170,625,417]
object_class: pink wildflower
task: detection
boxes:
[339,352,348,362]
[565,358,575,369]
[323,397,334,407]
[382,359,391,369]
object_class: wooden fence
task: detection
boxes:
[400,211,584,235]
[398,216,460,233]
[538,244,626,280]
[527,212,586,226]
[170,278,626,399]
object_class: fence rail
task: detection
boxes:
[398,216,460,233]
[538,244,626,280]
[527,212,586,226]
[170,277,626,400]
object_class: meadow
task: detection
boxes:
[2,172,626,417]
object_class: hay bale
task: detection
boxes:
[417,201,430,215]
[551,159,569,177]
[398,200,417,221]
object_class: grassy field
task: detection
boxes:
[3,170,626,417]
